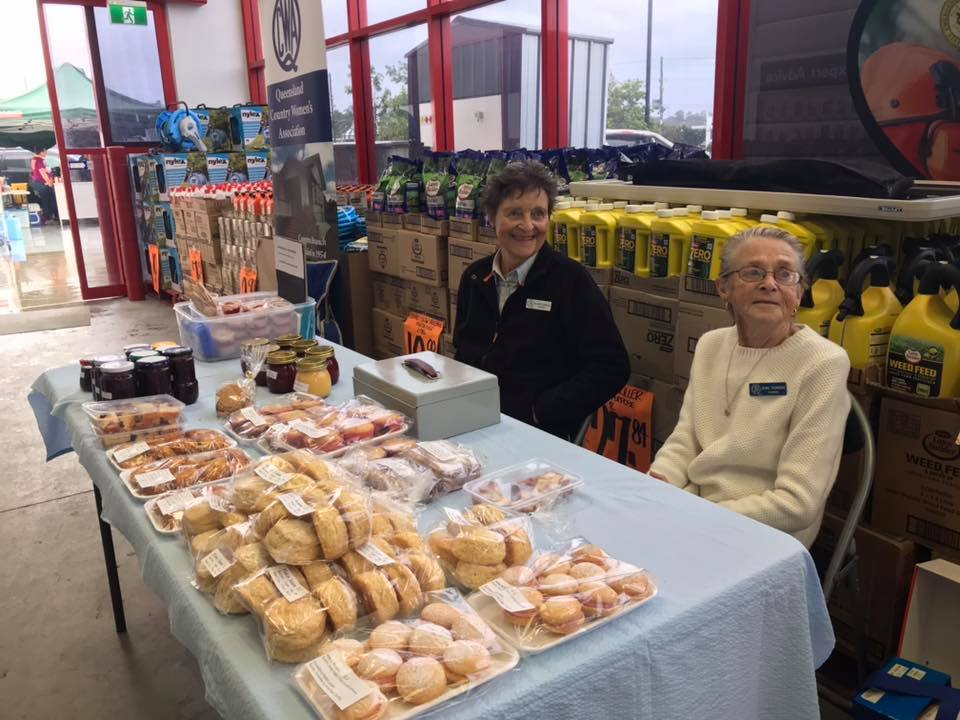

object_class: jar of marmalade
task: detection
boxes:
[161,346,198,405]
[135,355,172,397]
[295,357,332,398]
[291,338,318,357]
[100,360,137,400]
[266,350,298,394]
[307,345,339,385]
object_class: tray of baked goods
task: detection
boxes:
[120,447,252,501]
[222,392,331,443]
[82,394,185,447]
[293,588,519,720]
[107,428,237,472]
[463,459,583,513]
[144,482,236,535]
[466,537,657,654]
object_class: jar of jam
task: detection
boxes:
[161,346,199,405]
[100,360,137,400]
[266,350,298,394]
[273,333,301,351]
[151,341,179,351]
[122,343,151,359]
[91,354,123,400]
[135,355,173,397]
[79,358,94,392]
[291,338,318,357]
[307,345,339,385]
[128,349,159,364]
[241,339,276,387]
[295,358,332,398]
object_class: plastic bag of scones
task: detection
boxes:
[293,588,519,720]
[337,448,438,505]
[376,437,483,496]
[121,447,251,499]
[426,505,534,591]
[465,536,657,653]
[188,520,275,615]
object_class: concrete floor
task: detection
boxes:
[0,296,853,719]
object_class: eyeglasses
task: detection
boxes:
[722,265,802,286]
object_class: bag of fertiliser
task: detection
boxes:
[454,150,490,220]
[371,158,394,212]
[482,151,509,228]
[422,152,456,220]
[385,156,421,214]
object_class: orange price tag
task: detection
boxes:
[188,249,204,283]
[148,244,160,294]
[403,312,445,354]
[238,267,257,293]
[582,384,652,472]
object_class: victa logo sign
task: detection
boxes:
[272,0,301,72]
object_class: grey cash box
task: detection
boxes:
[352,351,500,440]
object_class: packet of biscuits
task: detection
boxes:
[223,392,331,441]
[426,506,535,591]
[383,439,484,496]
[465,537,657,652]
[145,482,235,535]
[169,482,249,539]
[120,447,252,500]
[188,519,273,615]
[293,587,519,720]
[109,428,236,471]
[337,447,439,505]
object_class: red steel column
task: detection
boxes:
[541,0,569,148]
[106,147,145,301]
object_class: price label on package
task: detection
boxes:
[206,491,230,513]
[289,420,326,439]
[419,440,457,463]
[255,463,292,486]
[155,489,195,516]
[240,406,267,426]
[356,542,395,567]
[403,311,445,354]
[114,441,151,463]
[293,381,309,394]
[136,468,175,488]
[305,654,373,710]
[201,548,234,578]
[268,565,309,602]
[443,507,470,526]
[277,492,314,517]
[480,578,535,612]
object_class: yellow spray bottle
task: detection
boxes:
[828,255,902,370]
[796,249,845,337]
[767,211,820,257]
[649,209,692,278]
[728,207,757,229]
[551,200,585,261]
[887,262,960,398]
[616,204,655,276]
[579,202,617,268]
[688,210,742,280]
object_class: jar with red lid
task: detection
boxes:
[135,355,173,397]
[306,345,339,384]
[266,350,298,394]
[91,354,123,400]
[161,346,198,405]
[100,361,137,400]
[79,358,94,392]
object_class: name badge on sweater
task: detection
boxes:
[749,382,787,397]
[526,299,552,312]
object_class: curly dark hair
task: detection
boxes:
[481,160,558,221]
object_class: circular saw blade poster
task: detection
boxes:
[850,0,960,179]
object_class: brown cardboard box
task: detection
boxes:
[181,209,198,237]
[478,224,498,244]
[406,281,449,325]
[596,284,610,302]
[812,512,922,670]
[611,268,680,297]
[441,333,456,359]
[584,266,612,287]
[371,273,406,315]
[381,212,404,229]
[396,230,448,287]
[366,212,383,229]
[420,216,450,236]
[826,389,878,517]
[448,217,480,242]
[339,251,374,357]
[367,228,399,277]
[195,213,219,243]
[898,559,960,679]
[679,273,725,309]
[674,301,733,380]
[449,293,458,330]
[609,287,678,383]
[871,395,960,560]
[371,308,405,357]
[448,237,494,293]
[401,213,422,231]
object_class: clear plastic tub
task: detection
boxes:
[463,459,583,513]
[106,428,237,471]
[174,291,317,362]
[95,423,186,449]
[82,394,185,437]
[119,447,252,500]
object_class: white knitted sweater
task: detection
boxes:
[650,325,851,547]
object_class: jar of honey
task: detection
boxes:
[295,357,332,398]
[306,345,339,384]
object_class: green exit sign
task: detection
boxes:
[109,2,148,26]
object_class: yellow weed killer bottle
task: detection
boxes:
[828,255,902,370]
[895,247,941,307]
[554,200,586,261]
[617,204,655,276]
[649,209,692,278]
[796,249,845,337]
[887,262,960,398]
[611,200,628,219]
[728,207,757,229]
[548,200,570,250]
[688,210,741,280]
[579,202,617,268]
[769,211,819,258]
[686,204,703,216]
[797,216,835,253]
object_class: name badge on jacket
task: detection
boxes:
[526,299,552,312]
[749,382,787,397]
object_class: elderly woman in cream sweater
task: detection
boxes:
[649,226,850,547]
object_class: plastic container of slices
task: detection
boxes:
[107,428,237,472]
[144,482,234,534]
[120,447,252,501]
[222,392,331,444]
[82,394,185,441]
[94,423,187,450]
[463,459,583,513]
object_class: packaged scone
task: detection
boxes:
[83,394,184,440]
[120,447,251,500]
[367,495,447,596]
[108,428,236,471]
[337,449,438,505]
[293,588,518,720]
[227,451,354,515]
[144,482,239,535]
[427,509,534,591]
[390,440,483,496]
[189,520,272,615]
[463,459,583,513]
[465,537,657,654]
[223,392,332,442]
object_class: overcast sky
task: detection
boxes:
[2,0,717,117]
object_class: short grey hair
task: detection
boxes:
[720,226,808,288]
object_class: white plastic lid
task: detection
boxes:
[572,200,588,208]
[624,204,644,213]
[639,204,656,212]
[760,214,780,224]
[700,210,720,220]
[730,207,748,216]
[587,197,602,203]
[777,210,796,221]
[585,203,600,211]
[654,202,669,209]
[554,201,572,210]
[687,205,703,213]
[672,208,689,217]
[656,209,674,218]
[717,209,732,219]
[612,200,628,209]
[598,203,615,210]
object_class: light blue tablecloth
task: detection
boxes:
[30,345,833,720]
